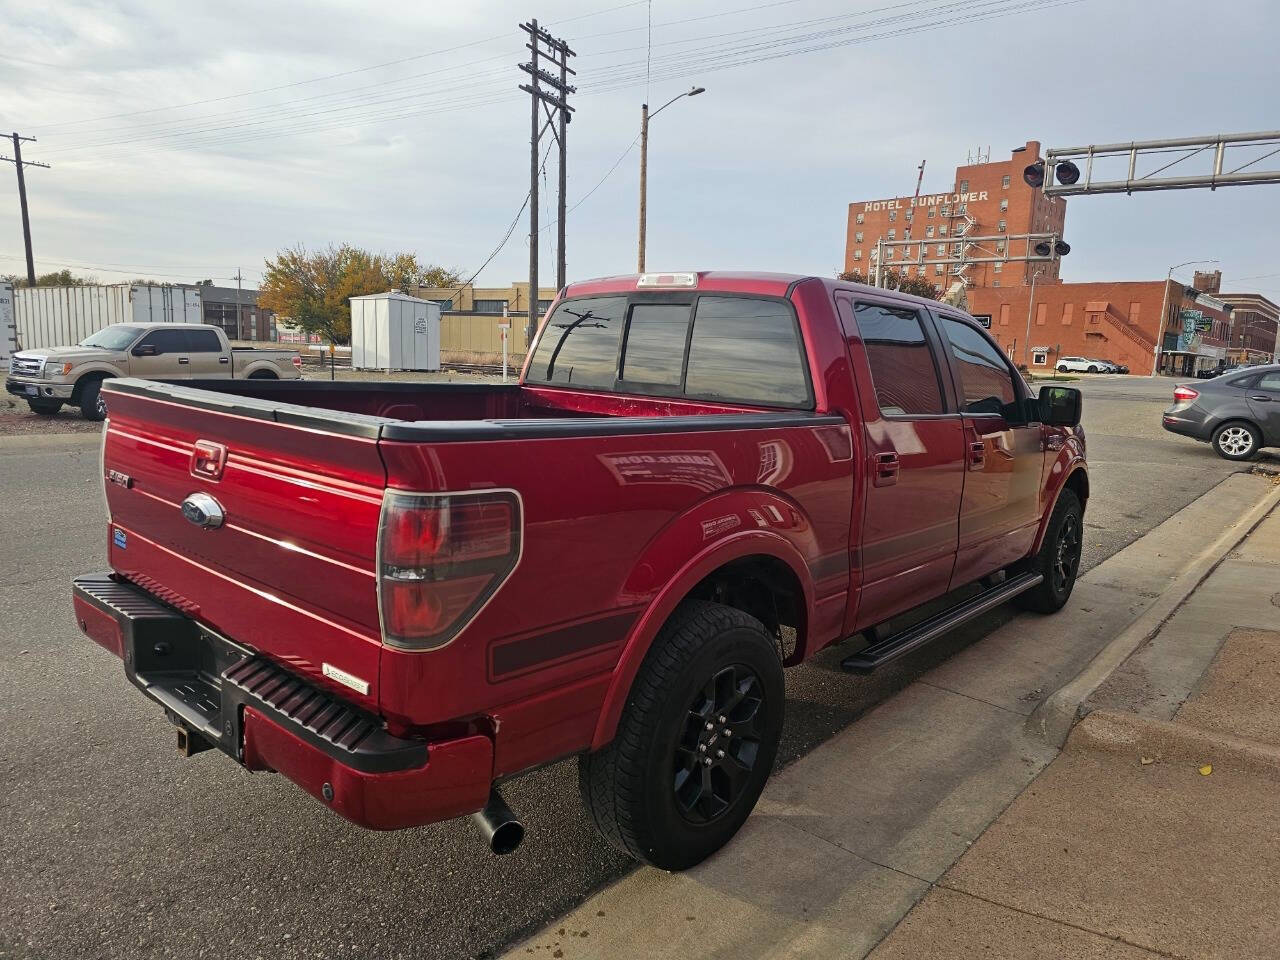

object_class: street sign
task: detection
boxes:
[973,314,992,328]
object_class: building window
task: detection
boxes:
[1002,175,1011,189]
[887,228,896,240]
[959,180,969,193]
[938,224,947,236]
[993,262,1003,273]
[1032,350,1048,366]
[940,205,950,217]
[957,203,967,215]
[904,229,911,240]
[536,299,553,313]
[993,281,1001,287]
[885,248,894,259]
[951,242,961,254]
[996,241,1006,254]
[856,213,865,224]
[1000,199,1009,212]
[935,264,944,275]
[998,219,1007,232]
[928,208,936,219]
[889,210,897,222]
[854,250,862,261]
[905,209,913,221]
[472,299,508,314]
[924,226,933,238]
[936,243,946,256]
[855,231,863,243]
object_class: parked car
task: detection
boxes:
[1057,356,1104,373]
[1163,364,1280,460]
[6,323,302,420]
[72,272,1088,871]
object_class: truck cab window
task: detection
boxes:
[135,329,190,355]
[938,316,1021,419]
[846,302,944,416]
[620,304,690,387]
[685,297,810,408]
[187,329,224,352]
[526,296,627,389]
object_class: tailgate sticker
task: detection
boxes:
[322,662,369,696]
[112,528,127,550]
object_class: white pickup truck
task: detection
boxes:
[6,322,302,420]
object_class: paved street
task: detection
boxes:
[0,376,1272,960]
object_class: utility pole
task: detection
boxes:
[235,268,243,339]
[636,86,704,272]
[2,133,51,287]
[1023,273,1037,367]
[519,19,575,345]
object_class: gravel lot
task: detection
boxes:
[0,374,1272,960]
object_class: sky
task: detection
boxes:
[2,0,1279,300]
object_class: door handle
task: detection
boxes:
[1249,395,1272,402]
[218,356,230,364]
[177,357,190,364]
[872,452,900,487]
[968,440,986,470]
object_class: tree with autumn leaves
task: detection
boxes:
[259,244,460,344]
[837,268,941,300]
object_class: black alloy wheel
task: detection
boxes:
[673,663,766,824]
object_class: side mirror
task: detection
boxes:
[133,343,157,357]
[1039,385,1082,427]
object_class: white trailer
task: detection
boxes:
[349,291,440,371]
[0,282,16,366]
[10,283,202,353]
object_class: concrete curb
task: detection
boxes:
[0,430,102,449]
[1067,709,1280,782]
[1027,478,1280,748]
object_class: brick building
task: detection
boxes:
[968,280,1234,376]
[200,284,275,341]
[845,140,1067,291]
[1189,270,1279,365]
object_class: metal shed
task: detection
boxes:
[349,290,440,371]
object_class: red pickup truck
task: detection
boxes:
[73,272,1087,870]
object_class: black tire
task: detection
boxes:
[1015,489,1083,614]
[79,378,107,421]
[1211,421,1261,461]
[1087,365,1098,373]
[27,399,63,416]
[248,369,278,379]
[578,600,784,871]
[1056,364,1069,373]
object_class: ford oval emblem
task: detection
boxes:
[181,492,225,529]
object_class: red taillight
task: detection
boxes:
[1173,386,1199,403]
[377,490,522,650]
[291,355,302,369]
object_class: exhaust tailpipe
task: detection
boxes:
[472,789,525,855]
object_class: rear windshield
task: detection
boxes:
[525,294,813,409]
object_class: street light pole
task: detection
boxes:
[1152,258,1217,377]
[637,86,704,273]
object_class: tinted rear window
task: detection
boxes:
[620,304,690,386]
[188,328,224,352]
[526,297,626,389]
[684,297,810,407]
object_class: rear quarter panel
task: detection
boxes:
[378,417,854,775]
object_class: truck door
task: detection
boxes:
[933,313,1045,587]
[128,328,192,379]
[184,326,232,378]
[836,295,965,630]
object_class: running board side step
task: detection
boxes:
[841,571,1043,674]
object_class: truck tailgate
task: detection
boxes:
[100,380,388,710]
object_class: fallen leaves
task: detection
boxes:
[1199,764,1213,776]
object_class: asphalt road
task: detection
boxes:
[0,376,1272,960]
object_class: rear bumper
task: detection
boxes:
[72,572,493,829]
[6,377,75,400]
[1161,407,1213,441]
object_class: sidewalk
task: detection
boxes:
[503,473,1280,960]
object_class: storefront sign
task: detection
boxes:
[862,190,989,213]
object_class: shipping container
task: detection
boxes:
[11,283,202,352]
[349,291,440,371]
[0,282,15,365]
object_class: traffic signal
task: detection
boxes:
[1023,158,1080,188]
[1033,239,1072,257]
